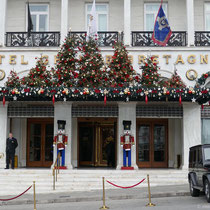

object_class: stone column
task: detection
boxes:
[0,0,7,46]
[182,103,201,169]
[117,102,138,170]
[0,103,8,169]
[124,0,131,46]
[61,0,69,44]
[186,0,194,46]
[54,102,73,169]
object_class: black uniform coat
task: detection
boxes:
[6,137,18,154]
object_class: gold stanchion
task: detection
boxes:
[100,177,109,210]
[56,163,58,182]
[58,154,60,174]
[53,168,55,190]
[146,174,155,207]
[33,181,37,210]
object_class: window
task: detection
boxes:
[205,3,210,31]
[86,4,108,31]
[144,3,168,31]
[204,147,210,161]
[202,119,210,144]
[28,4,49,32]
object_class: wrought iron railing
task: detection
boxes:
[132,31,187,47]
[68,31,122,46]
[195,31,210,46]
[6,32,60,47]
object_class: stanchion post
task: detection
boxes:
[146,174,155,207]
[33,181,37,210]
[53,168,55,190]
[58,153,60,174]
[100,177,109,210]
[56,163,58,182]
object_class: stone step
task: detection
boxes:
[0,169,189,196]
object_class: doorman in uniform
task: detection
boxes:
[120,121,134,167]
[53,120,68,167]
[5,133,18,169]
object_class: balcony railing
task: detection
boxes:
[195,31,210,46]
[68,31,122,47]
[6,32,60,47]
[132,31,187,47]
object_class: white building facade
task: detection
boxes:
[0,0,209,170]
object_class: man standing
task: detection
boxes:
[5,133,18,169]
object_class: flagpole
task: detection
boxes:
[161,0,163,5]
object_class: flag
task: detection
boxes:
[152,3,172,46]
[87,0,97,39]
[27,2,33,37]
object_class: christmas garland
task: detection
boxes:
[0,86,209,105]
[197,71,210,86]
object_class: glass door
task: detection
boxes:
[96,125,115,167]
[137,120,168,168]
[79,124,95,166]
[27,119,53,167]
[78,120,116,167]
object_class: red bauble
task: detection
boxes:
[204,74,209,78]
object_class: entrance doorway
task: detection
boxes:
[27,119,54,167]
[78,119,116,167]
[136,119,168,168]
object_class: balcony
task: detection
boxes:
[68,31,122,47]
[5,32,60,47]
[131,31,187,47]
[195,31,210,46]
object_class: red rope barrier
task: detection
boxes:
[0,185,32,201]
[106,178,145,189]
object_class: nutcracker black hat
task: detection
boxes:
[123,120,131,130]
[57,120,66,130]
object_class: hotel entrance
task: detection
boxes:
[78,118,117,167]
[136,119,168,168]
[27,119,54,167]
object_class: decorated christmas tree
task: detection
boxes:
[5,70,21,88]
[140,56,160,87]
[54,36,78,87]
[77,37,106,88]
[21,57,52,87]
[108,42,139,87]
[163,70,186,88]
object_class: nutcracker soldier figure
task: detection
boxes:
[53,120,68,169]
[120,120,134,170]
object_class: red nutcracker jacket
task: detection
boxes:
[53,134,68,150]
[120,134,134,151]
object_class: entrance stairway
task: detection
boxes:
[0,169,188,196]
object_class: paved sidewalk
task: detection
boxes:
[0,184,190,206]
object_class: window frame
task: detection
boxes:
[144,3,168,32]
[26,3,49,32]
[85,3,109,32]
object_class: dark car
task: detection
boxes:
[188,144,210,203]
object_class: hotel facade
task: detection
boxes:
[0,0,210,170]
